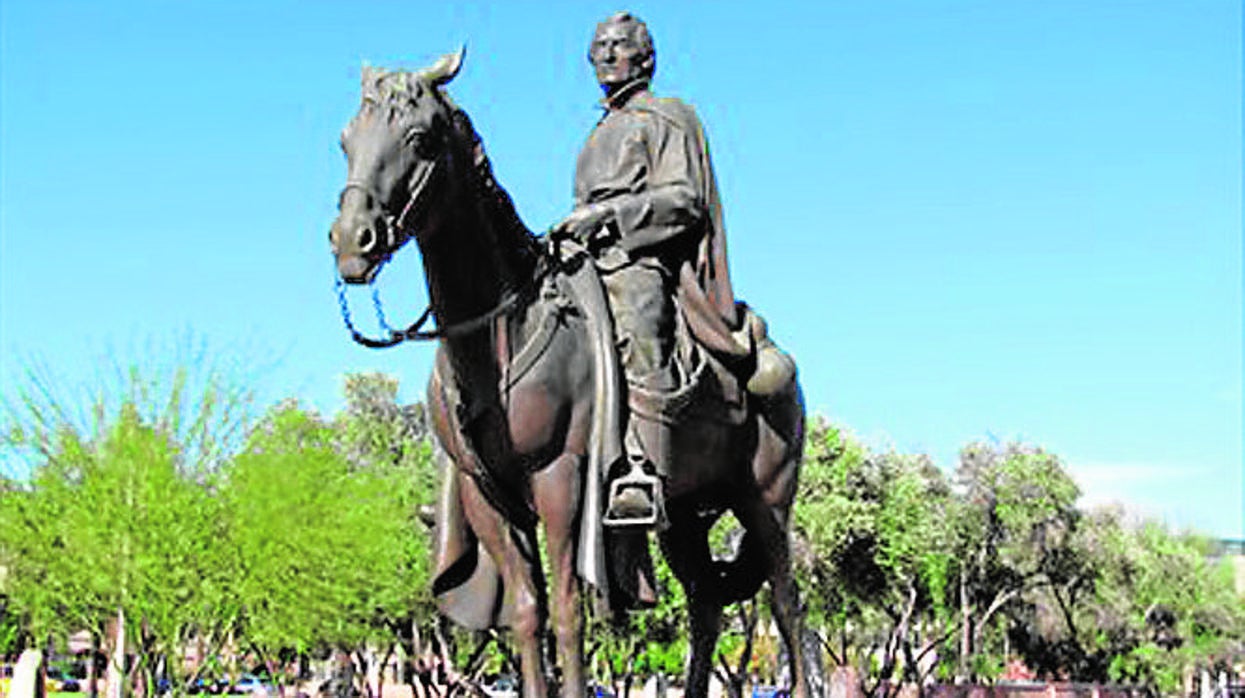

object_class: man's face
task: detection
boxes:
[590,22,647,91]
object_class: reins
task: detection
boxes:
[335,274,533,348]
[335,248,555,349]
[334,160,447,349]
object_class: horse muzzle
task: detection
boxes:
[330,217,387,284]
[335,253,376,284]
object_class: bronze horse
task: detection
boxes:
[329,51,816,698]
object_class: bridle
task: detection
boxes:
[333,147,543,349]
[337,150,435,247]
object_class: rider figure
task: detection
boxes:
[552,12,734,526]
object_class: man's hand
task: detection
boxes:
[551,203,613,244]
[594,244,629,271]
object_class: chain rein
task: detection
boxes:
[335,273,533,349]
[332,179,547,348]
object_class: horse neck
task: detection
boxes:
[417,122,537,390]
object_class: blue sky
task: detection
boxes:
[1,1,1240,538]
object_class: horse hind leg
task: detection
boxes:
[456,469,549,698]
[766,527,820,698]
[660,510,722,698]
[737,494,821,698]
[745,387,822,697]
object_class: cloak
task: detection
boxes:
[629,94,747,358]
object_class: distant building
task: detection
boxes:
[1211,538,1245,596]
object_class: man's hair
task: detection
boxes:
[590,11,656,80]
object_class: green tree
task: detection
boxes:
[1,343,252,697]
[793,420,955,697]
[791,418,873,667]
[223,374,434,697]
[331,373,438,696]
[1007,507,1245,693]
[951,442,1081,681]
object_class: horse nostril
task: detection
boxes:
[358,227,376,253]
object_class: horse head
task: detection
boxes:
[330,49,465,284]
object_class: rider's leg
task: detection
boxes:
[600,264,675,525]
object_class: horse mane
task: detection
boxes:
[448,106,543,286]
[361,67,543,288]
[361,68,420,113]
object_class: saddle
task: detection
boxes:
[551,240,795,439]
[638,295,796,427]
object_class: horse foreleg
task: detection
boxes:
[530,453,585,698]
[456,470,549,698]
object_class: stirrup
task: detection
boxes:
[603,470,662,528]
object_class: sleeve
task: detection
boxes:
[605,112,707,255]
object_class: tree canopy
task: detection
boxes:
[1,364,1239,698]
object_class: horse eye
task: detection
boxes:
[406,130,436,157]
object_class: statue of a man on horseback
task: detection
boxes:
[328,15,815,695]
[553,12,793,527]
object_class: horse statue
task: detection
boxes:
[328,50,818,698]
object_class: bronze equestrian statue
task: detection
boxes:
[328,13,815,698]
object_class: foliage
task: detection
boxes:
[793,420,956,696]
[793,425,1241,697]
[223,373,434,690]
[3,359,1240,698]
[330,373,439,692]
[2,335,256,477]
[0,344,249,694]
[950,442,1083,681]
[1007,507,1245,693]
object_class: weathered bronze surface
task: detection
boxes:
[328,14,813,698]
[552,13,743,527]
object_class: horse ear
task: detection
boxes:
[422,45,466,87]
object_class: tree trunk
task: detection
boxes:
[403,620,419,697]
[376,644,396,698]
[88,630,101,698]
[108,608,126,698]
[958,570,970,683]
[972,590,1017,653]
[815,629,843,668]
[12,648,45,698]
[622,652,634,698]
[351,649,371,698]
